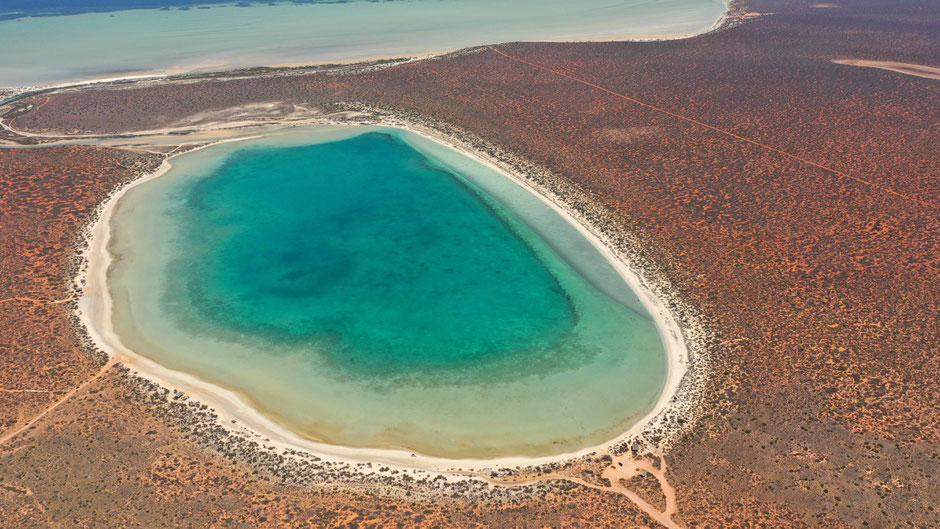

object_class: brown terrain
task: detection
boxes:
[1,0,937,527]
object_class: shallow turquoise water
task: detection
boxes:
[173,132,577,378]
[109,126,667,457]
[0,0,726,88]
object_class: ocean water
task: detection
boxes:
[108,126,668,458]
[0,0,726,88]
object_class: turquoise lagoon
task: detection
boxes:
[108,127,667,458]
[0,0,726,88]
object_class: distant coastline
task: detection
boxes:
[0,0,731,94]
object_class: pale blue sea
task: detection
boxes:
[0,0,726,88]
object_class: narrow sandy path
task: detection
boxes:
[466,452,683,529]
[4,97,50,132]
[488,47,935,211]
[0,482,49,521]
[0,296,75,305]
[0,358,117,448]
[603,454,677,518]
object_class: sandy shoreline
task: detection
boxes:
[75,118,707,476]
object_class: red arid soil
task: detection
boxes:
[1,0,936,527]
